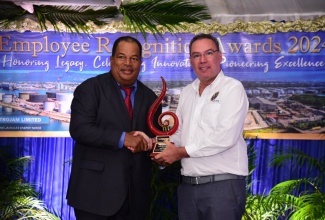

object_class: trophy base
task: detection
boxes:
[150,135,169,156]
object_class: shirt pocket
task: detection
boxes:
[201,101,221,127]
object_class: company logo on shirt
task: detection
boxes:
[211,91,219,102]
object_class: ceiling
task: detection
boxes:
[197,0,325,24]
[2,0,325,24]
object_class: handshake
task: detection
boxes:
[124,131,186,167]
[124,131,154,153]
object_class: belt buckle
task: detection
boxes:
[191,177,200,184]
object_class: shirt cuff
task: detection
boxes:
[184,143,197,157]
[119,132,126,148]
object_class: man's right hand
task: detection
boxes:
[124,131,151,153]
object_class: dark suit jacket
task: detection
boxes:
[67,72,161,219]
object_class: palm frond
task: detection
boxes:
[0,145,59,220]
[120,0,211,39]
[1,196,59,220]
[269,146,325,176]
[6,156,33,179]
[0,0,210,38]
[290,202,325,220]
[267,178,325,220]
[0,180,36,199]
[0,4,28,24]
[0,145,33,180]
[244,189,293,220]
[270,178,323,195]
[34,5,119,33]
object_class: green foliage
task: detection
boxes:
[269,146,325,178]
[0,145,59,220]
[242,140,286,220]
[149,161,181,220]
[243,193,287,220]
[121,0,210,39]
[0,0,211,39]
[34,5,119,34]
[289,94,325,109]
[267,178,325,220]
[0,7,28,24]
[267,148,325,220]
[244,144,325,220]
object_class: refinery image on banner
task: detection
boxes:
[0,31,324,139]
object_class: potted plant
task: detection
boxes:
[0,145,59,220]
[266,146,325,219]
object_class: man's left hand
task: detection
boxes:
[151,140,188,166]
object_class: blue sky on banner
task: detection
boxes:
[0,31,324,83]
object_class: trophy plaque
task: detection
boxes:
[147,76,179,156]
[153,136,170,154]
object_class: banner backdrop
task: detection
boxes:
[0,31,324,139]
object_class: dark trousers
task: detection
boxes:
[177,179,246,220]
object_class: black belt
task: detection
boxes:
[181,174,246,185]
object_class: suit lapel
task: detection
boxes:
[106,72,133,127]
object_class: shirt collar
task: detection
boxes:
[117,80,138,92]
[192,70,224,92]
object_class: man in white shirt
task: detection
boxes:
[152,33,249,220]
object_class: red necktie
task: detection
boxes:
[120,86,133,119]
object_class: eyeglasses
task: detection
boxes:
[190,49,219,60]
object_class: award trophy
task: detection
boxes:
[147,76,179,156]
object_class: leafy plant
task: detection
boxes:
[242,139,283,220]
[244,143,325,220]
[0,145,59,220]
[34,5,120,34]
[266,146,325,220]
[0,0,211,39]
[120,0,210,39]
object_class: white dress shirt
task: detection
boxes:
[170,70,249,176]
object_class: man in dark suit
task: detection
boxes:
[67,36,161,220]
